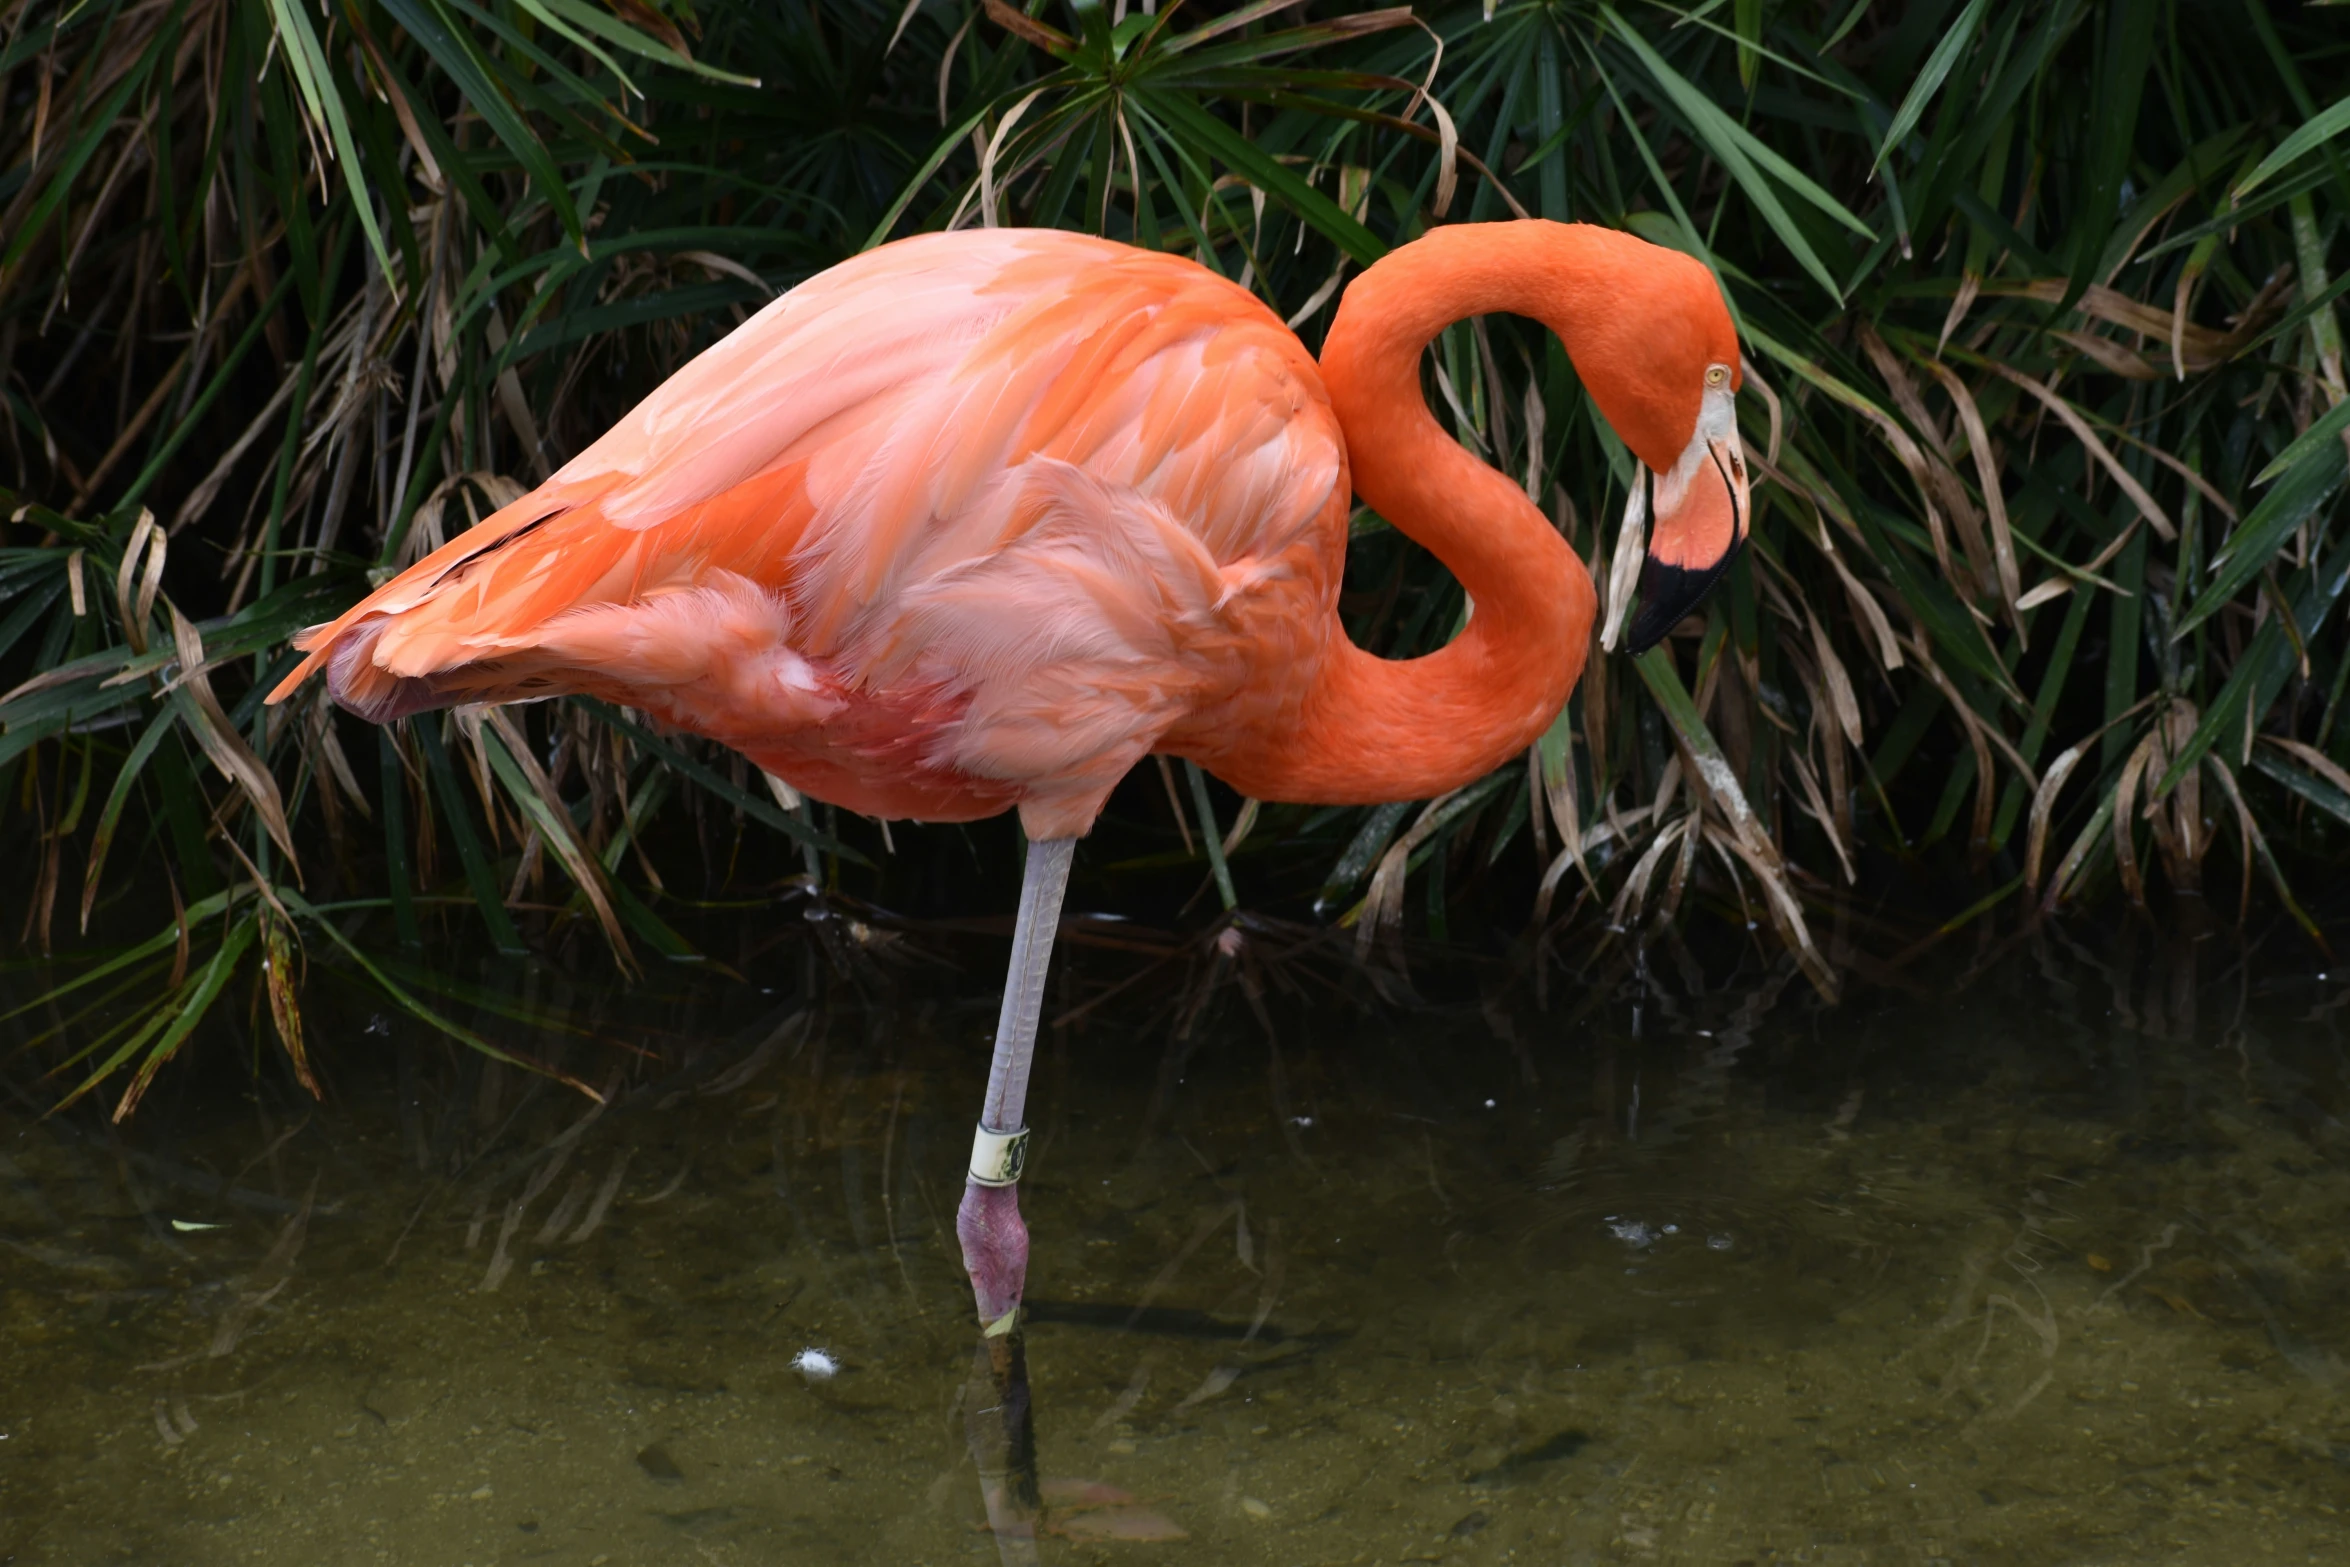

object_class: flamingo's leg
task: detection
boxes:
[957,835,1076,1335]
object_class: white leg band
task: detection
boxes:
[968,1125,1031,1187]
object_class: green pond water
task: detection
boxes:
[4,918,2348,1564]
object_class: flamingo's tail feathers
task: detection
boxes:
[315,617,464,721]
[263,489,610,717]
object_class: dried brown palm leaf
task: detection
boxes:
[1769,336,1971,591]
[1857,324,1998,591]
[1902,634,2033,781]
[1772,474,1905,672]
[1632,650,1834,994]
[1353,779,1496,961]
[304,685,371,822]
[1607,814,1685,931]
[168,605,299,875]
[2023,742,2091,898]
[2111,725,2161,906]
[1220,798,1261,859]
[2263,735,2350,802]
[1703,821,1839,1002]
[2041,787,2118,914]
[2022,691,2164,898]
[1785,743,1856,885]
[1917,359,2025,633]
[1645,751,1684,827]
[2051,328,2164,381]
[1938,270,1982,355]
[1532,843,1578,929]
[1737,353,1783,465]
[260,907,317,1098]
[477,707,634,968]
[1998,276,2288,372]
[1978,362,2175,541]
[2203,755,2328,954]
[483,308,550,482]
[1803,605,1864,747]
[1540,721,1582,869]
[451,709,508,852]
[2150,700,2204,892]
[1659,795,1703,924]
[112,508,164,653]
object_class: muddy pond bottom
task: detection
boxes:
[4,933,2348,1564]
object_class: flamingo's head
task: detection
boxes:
[1573,241,1749,655]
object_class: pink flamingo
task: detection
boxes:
[270,220,1746,1333]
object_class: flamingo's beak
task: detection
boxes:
[1625,430,1748,655]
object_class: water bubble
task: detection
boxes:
[791,1348,840,1381]
[1706,1233,1734,1252]
[1607,1217,1656,1248]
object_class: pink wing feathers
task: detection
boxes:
[272,230,1348,836]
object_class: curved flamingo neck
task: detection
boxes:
[1224,222,1629,804]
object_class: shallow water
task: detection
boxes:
[4,921,2348,1564]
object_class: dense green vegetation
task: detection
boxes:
[4,0,2349,1107]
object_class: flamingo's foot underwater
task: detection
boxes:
[956,1178,1030,1334]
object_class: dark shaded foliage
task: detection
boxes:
[3,0,2348,1106]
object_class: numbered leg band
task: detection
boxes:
[968,1125,1030,1188]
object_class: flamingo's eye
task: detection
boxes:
[1705,365,1729,387]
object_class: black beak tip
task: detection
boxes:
[1624,543,1743,656]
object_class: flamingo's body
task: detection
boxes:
[291,231,1355,838]
[273,219,1746,1332]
